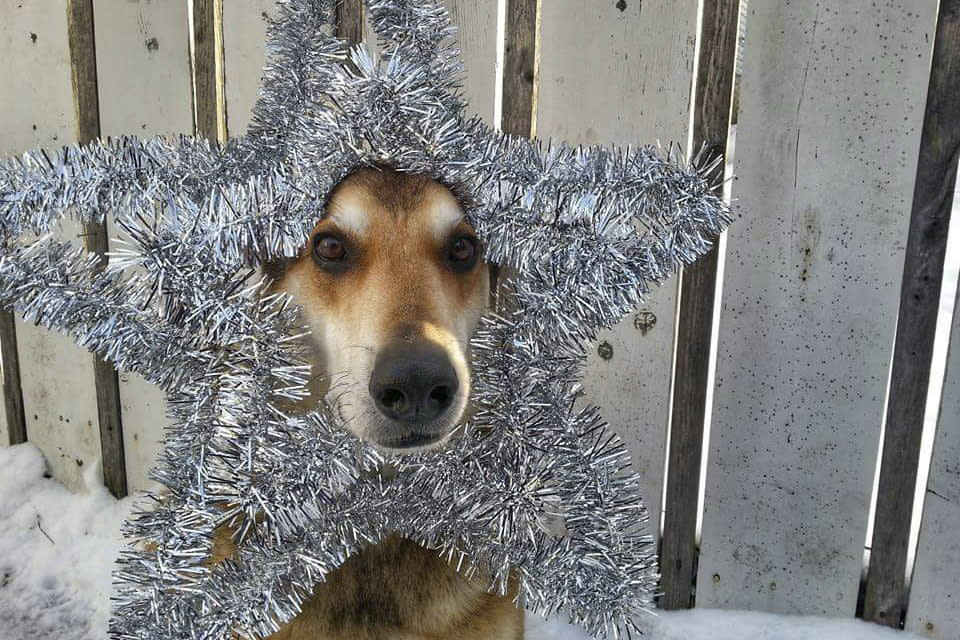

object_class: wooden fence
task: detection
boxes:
[0,0,957,636]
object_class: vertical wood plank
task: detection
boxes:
[67,0,128,498]
[906,197,960,638]
[222,1,276,137]
[445,0,498,124]
[864,0,960,626]
[92,0,193,493]
[537,0,699,543]
[907,228,960,636]
[0,312,25,445]
[0,3,103,491]
[337,0,365,45]
[660,0,740,610]
[193,0,226,143]
[502,0,538,138]
[697,0,938,615]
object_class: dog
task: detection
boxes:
[210,167,524,640]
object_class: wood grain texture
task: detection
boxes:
[0,310,25,445]
[1,2,103,491]
[697,0,938,615]
[337,0,365,45]
[193,0,224,142]
[502,0,538,138]
[863,0,960,627]
[537,0,699,546]
[67,0,100,144]
[67,0,128,498]
[660,0,740,610]
[906,216,960,637]
[906,206,960,638]
[92,0,193,493]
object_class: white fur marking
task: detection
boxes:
[330,204,369,236]
[429,193,464,240]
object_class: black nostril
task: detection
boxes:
[379,387,407,412]
[428,384,453,411]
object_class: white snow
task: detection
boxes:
[0,443,927,640]
[525,610,926,640]
[0,444,130,640]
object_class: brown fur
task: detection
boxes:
[214,168,522,639]
[211,526,523,640]
[274,168,489,447]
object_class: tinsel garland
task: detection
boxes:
[0,1,730,638]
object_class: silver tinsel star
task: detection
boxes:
[0,1,729,638]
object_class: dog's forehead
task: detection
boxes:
[326,171,464,239]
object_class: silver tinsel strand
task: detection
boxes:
[0,1,731,638]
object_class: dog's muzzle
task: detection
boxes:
[368,339,460,448]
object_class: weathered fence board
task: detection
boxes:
[865,0,960,626]
[68,0,128,499]
[536,0,699,539]
[446,0,498,124]
[222,1,276,137]
[193,0,226,143]
[697,0,938,615]
[660,0,741,609]
[0,312,25,446]
[92,0,193,493]
[502,0,537,138]
[907,199,960,640]
[1,3,102,492]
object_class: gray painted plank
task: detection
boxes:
[537,0,699,544]
[92,0,193,493]
[446,0,498,124]
[660,0,740,610]
[697,0,938,615]
[1,2,103,491]
[222,1,276,138]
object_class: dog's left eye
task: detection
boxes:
[448,235,478,272]
[313,233,348,266]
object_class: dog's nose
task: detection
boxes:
[369,341,459,425]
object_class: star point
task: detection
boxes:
[0,1,728,638]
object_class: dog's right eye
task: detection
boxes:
[313,233,348,268]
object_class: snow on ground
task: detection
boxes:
[0,444,926,640]
[0,444,130,640]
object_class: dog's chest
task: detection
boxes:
[273,536,493,639]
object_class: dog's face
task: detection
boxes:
[275,169,489,451]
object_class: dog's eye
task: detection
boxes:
[448,235,478,272]
[313,233,347,264]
